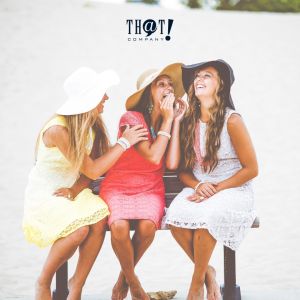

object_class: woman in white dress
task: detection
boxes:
[163,60,258,300]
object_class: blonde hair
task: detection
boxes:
[35,108,110,177]
[180,67,227,173]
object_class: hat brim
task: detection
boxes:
[126,63,185,111]
[182,60,235,110]
[56,70,120,115]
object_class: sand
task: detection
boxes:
[0,0,300,297]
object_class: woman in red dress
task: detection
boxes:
[99,63,186,300]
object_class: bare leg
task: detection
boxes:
[204,266,220,300]
[111,220,144,300]
[170,226,221,300]
[67,217,108,300]
[112,220,156,300]
[111,220,154,300]
[132,220,156,265]
[35,226,89,300]
[187,229,216,300]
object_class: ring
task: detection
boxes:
[200,196,204,200]
[68,194,71,199]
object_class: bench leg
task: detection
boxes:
[220,246,241,300]
[52,261,69,300]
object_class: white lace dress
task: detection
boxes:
[162,108,258,251]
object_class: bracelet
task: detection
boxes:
[119,137,131,149]
[194,181,205,192]
[157,131,171,139]
[116,140,127,151]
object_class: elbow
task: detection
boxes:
[253,166,259,178]
[146,154,162,165]
[248,166,258,180]
[152,159,161,166]
[149,156,161,165]
[90,171,100,181]
[166,161,178,170]
[90,174,98,181]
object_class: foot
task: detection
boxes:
[187,286,204,300]
[112,271,129,300]
[35,278,52,300]
[205,266,221,300]
[186,286,204,300]
[67,276,83,300]
[129,276,149,300]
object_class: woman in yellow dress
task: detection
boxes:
[23,67,148,300]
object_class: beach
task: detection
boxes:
[0,0,300,297]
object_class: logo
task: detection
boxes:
[126,19,174,42]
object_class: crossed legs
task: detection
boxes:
[110,219,156,300]
[170,226,220,300]
[35,217,107,300]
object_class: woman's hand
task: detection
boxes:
[187,192,207,203]
[53,188,76,201]
[122,124,148,146]
[196,182,218,198]
[159,93,175,122]
[173,98,186,123]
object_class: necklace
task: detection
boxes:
[150,127,157,139]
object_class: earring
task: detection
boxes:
[148,104,153,113]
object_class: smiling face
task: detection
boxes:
[194,66,219,104]
[151,75,174,104]
[96,93,109,114]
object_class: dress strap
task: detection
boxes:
[194,123,203,165]
[225,108,241,123]
[41,115,67,134]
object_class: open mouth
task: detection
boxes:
[197,84,205,89]
[163,94,169,99]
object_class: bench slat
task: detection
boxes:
[165,193,177,207]
[164,177,185,193]
[89,176,185,195]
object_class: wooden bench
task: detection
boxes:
[52,170,259,300]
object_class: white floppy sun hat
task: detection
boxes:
[56,67,120,115]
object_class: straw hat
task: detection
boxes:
[125,63,185,111]
[56,67,120,115]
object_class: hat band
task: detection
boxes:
[139,70,161,90]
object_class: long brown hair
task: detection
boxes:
[128,81,160,142]
[35,108,110,177]
[180,67,228,173]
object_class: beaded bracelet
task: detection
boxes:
[119,137,131,149]
[116,140,127,151]
[194,181,205,192]
[157,131,171,140]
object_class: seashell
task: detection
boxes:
[147,290,177,300]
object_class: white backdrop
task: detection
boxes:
[0,0,300,297]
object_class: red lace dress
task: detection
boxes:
[99,111,166,229]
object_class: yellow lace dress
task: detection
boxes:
[23,116,110,248]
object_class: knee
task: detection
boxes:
[136,220,156,238]
[111,220,130,243]
[71,226,89,244]
[90,217,108,234]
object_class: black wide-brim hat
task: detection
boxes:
[182,59,235,110]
